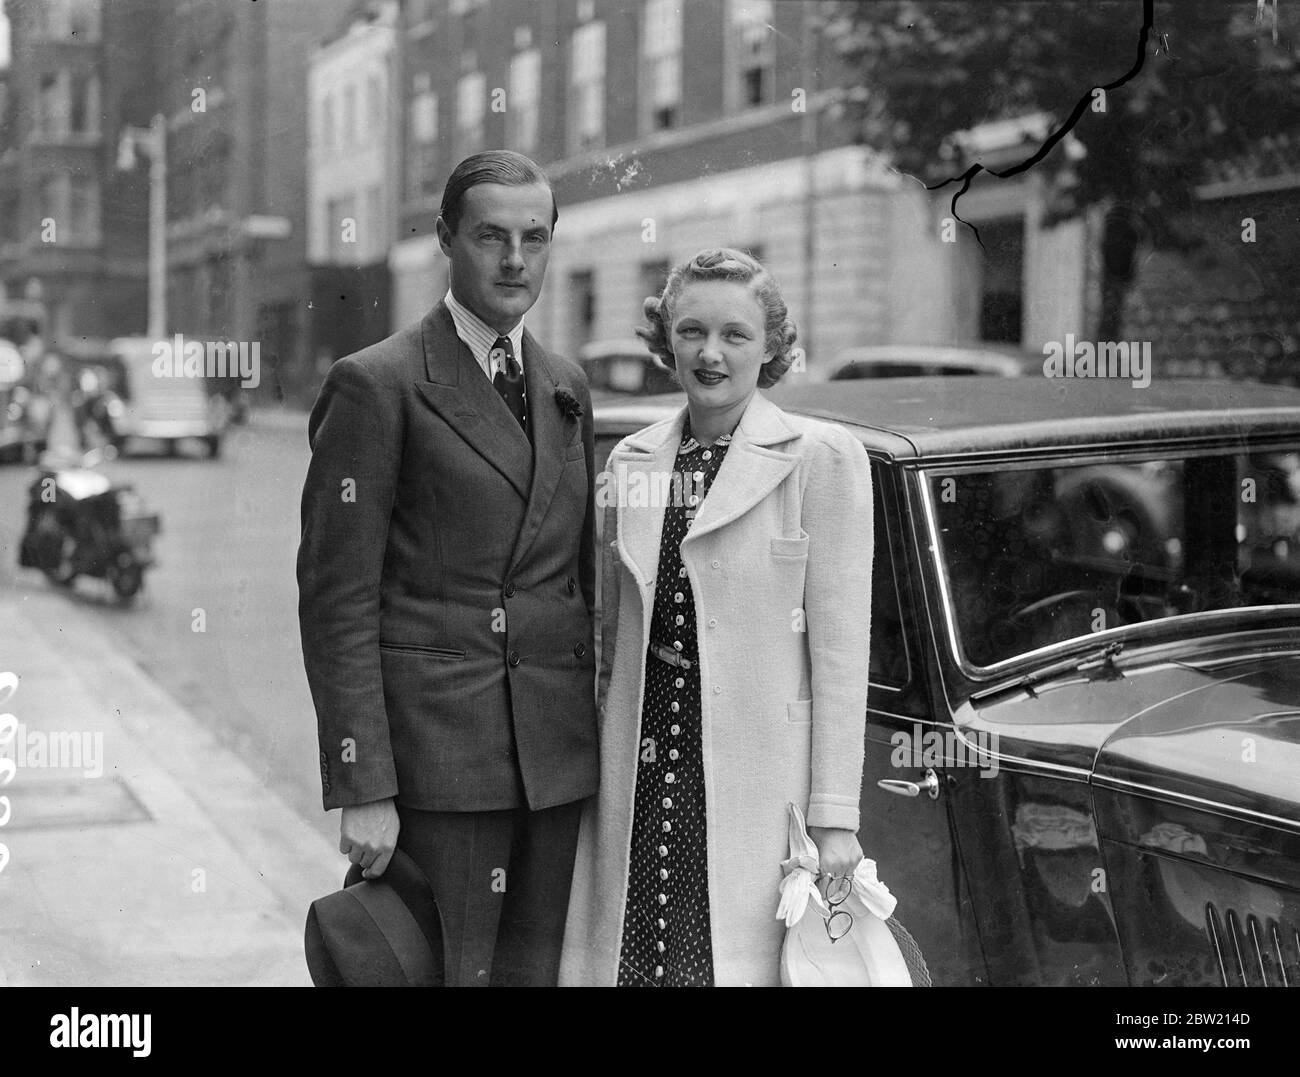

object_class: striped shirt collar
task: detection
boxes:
[444,289,526,381]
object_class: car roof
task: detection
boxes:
[578,338,654,361]
[830,344,1040,377]
[594,377,1300,462]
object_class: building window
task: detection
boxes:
[729,0,775,109]
[327,194,357,264]
[639,258,670,303]
[367,73,383,135]
[69,72,99,136]
[36,72,69,139]
[343,84,358,149]
[642,0,682,132]
[569,269,596,353]
[978,219,1024,344]
[407,77,438,201]
[508,48,540,154]
[568,20,605,154]
[457,71,485,158]
[321,97,335,155]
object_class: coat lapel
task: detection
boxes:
[412,302,533,500]
[607,410,686,597]
[508,331,575,570]
[681,393,801,547]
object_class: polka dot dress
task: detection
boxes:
[617,421,733,988]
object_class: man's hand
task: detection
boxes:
[340,797,399,879]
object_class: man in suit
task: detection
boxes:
[297,151,598,987]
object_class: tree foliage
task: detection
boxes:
[825,0,1300,335]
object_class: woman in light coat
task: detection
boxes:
[560,249,874,987]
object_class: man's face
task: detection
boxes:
[436,182,554,334]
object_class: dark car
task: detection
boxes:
[579,339,682,401]
[595,376,1300,986]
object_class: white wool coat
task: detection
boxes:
[560,391,874,987]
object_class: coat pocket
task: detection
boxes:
[378,642,466,660]
[786,699,813,725]
[770,533,810,559]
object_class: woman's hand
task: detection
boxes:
[809,825,863,882]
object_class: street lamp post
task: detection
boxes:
[118,113,166,340]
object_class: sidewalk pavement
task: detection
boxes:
[0,589,343,986]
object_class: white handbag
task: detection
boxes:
[775,803,928,987]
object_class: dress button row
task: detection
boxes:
[670,701,680,713]
[662,797,673,809]
[665,773,676,784]
[669,749,679,761]
[658,845,669,857]
[655,966,664,978]
[657,940,666,953]
[662,821,672,832]
[670,724,680,736]
[657,917,666,930]
[659,868,669,881]
[674,593,684,603]
[674,677,684,688]
[678,567,687,579]
[658,893,668,905]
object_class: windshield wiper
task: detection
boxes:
[970,641,1125,704]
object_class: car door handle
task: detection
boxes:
[878,768,940,801]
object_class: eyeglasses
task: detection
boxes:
[822,874,854,944]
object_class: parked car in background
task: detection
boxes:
[595,376,1300,986]
[828,344,1043,380]
[75,337,228,458]
[579,338,681,401]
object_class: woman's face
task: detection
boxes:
[669,280,771,417]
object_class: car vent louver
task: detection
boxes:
[1205,903,1300,986]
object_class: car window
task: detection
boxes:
[869,460,910,687]
[928,450,1300,668]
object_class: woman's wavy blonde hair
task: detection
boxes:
[635,248,799,389]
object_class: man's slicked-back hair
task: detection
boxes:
[438,150,558,235]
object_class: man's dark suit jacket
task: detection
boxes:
[297,301,599,813]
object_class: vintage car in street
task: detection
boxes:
[593,376,1300,986]
[827,343,1044,380]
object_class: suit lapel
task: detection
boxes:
[681,393,800,547]
[413,303,533,500]
[607,410,686,598]
[507,331,573,570]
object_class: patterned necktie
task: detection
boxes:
[490,335,527,431]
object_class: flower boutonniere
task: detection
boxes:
[554,386,583,421]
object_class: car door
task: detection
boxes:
[858,459,987,985]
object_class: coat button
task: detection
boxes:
[574,643,587,657]
[508,651,521,667]
[504,581,516,598]
[711,560,720,569]
[567,577,576,593]
[707,618,717,628]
